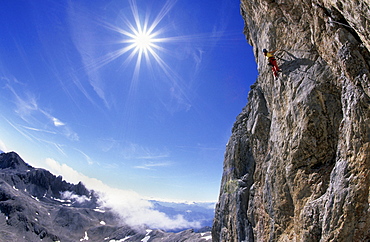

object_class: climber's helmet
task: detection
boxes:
[262,49,267,53]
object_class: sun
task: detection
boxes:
[132,31,154,51]
[124,23,159,63]
[95,0,178,79]
[111,0,174,74]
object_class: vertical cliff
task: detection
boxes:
[213,0,370,241]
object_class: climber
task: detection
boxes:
[263,49,282,77]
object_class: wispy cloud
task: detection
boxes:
[6,84,38,120]
[60,126,79,141]
[37,138,67,157]
[134,161,172,170]
[44,158,201,230]
[3,117,37,143]
[39,110,65,128]
[52,117,65,127]
[2,119,68,157]
[98,140,173,170]
[20,125,57,134]
[4,79,79,142]
[74,148,94,165]
[103,140,170,161]
[66,2,110,108]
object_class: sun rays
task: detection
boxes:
[105,0,177,79]
[75,0,197,116]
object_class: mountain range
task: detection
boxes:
[0,151,212,241]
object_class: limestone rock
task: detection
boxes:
[213,0,370,241]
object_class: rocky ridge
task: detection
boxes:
[0,152,211,241]
[213,0,369,241]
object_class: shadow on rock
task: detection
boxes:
[278,50,315,74]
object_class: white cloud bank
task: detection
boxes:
[44,158,201,230]
[61,191,91,204]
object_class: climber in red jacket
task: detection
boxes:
[263,49,282,77]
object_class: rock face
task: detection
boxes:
[213,0,369,241]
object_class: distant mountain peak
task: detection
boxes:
[0,151,33,171]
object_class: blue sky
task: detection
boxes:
[0,0,257,202]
